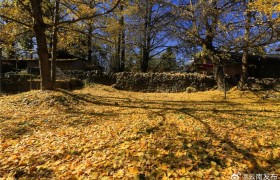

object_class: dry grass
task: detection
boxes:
[0,84,279,179]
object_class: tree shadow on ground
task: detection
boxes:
[2,89,278,139]
[8,167,54,179]
[179,109,274,174]
[1,89,278,177]
[1,121,37,139]
[55,89,279,136]
[57,89,278,114]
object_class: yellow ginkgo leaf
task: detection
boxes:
[160,164,169,171]
[128,166,139,174]
[58,165,67,171]
[115,169,124,178]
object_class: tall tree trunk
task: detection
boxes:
[116,31,121,71]
[203,0,226,90]
[141,48,149,72]
[141,1,152,73]
[214,63,225,90]
[30,0,52,90]
[87,1,95,64]
[119,3,125,72]
[120,29,125,72]
[51,0,60,86]
[239,50,249,89]
[203,44,225,90]
[238,0,251,90]
[111,36,119,72]
[87,24,93,62]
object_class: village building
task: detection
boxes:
[189,53,280,79]
[1,58,86,74]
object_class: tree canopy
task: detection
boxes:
[0,0,279,89]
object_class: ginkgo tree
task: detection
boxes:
[0,0,120,90]
[123,0,175,72]
[171,0,277,90]
[234,0,278,89]
[249,0,280,50]
[102,0,128,72]
[171,0,234,90]
[250,0,280,16]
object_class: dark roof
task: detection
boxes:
[194,52,280,65]
[3,59,37,61]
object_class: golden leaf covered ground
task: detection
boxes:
[0,85,279,179]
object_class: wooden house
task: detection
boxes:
[2,58,86,74]
[190,53,280,78]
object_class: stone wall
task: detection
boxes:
[1,74,34,93]
[113,72,216,92]
[1,74,84,93]
[62,70,116,85]
[246,78,280,91]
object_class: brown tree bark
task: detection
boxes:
[87,24,93,62]
[205,0,226,91]
[86,1,95,63]
[115,3,126,72]
[238,0,252,90]
[214,63,225,91]
[51,0,60,86]
[30,0,52,90]
[119,3,125,72]
[141,1,152,73]
[116,31,121,71]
